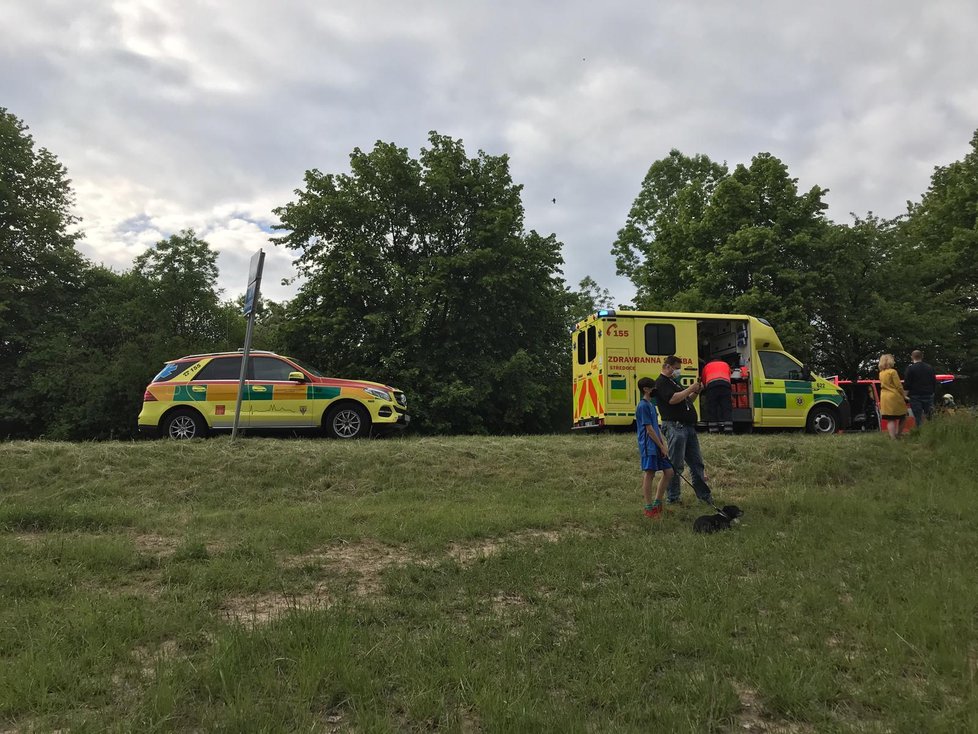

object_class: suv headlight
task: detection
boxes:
[364,387,391,401]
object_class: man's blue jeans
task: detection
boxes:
[910,395,935,426]
[661,421,712,503]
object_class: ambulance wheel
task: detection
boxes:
[806,405,838,434]
[325,403,371,439]
[163,409,207,439]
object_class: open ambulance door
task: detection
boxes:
[695,319,754,430]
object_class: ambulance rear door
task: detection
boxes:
[604,317,637,424]
[572,321,604,427]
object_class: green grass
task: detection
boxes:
[2,418,978,732]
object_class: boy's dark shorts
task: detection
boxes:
[641,454,672,472]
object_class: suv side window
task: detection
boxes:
[758,351,805,380]
[193,357,243,381]
[250,356,297,381]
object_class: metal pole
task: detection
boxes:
[231,309,257,442]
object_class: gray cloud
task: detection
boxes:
[3,0,978,306]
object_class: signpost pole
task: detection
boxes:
[231,249,265,442]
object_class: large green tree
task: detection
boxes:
[10,227,238,439]
[696,153,830,361]
[21,266,171,439]
[566,276,616,328]
[612,150,728,309]
[133,229,224,347]
[0,109,86,437]
[274,133,572,434]
[901,129,978,374]
[613,150,839,368]
[807,216,911,378]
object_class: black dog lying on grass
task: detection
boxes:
[692,505,744,534]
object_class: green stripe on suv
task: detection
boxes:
[307,386,342,400]
[173,385,206,402]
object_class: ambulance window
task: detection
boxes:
[193,357,243,381]
[644,324,676,355]
[758,351,805,380]
[577,332,586,365]
[586,326,597,362]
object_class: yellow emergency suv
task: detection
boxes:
[572,310,849,433]
[138,350,409,439]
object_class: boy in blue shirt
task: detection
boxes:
[636,376,673,518]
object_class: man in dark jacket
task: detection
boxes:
[904,350,937,426]
[654,355,713,505]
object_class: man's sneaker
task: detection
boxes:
[666,498,682,506]
[644,505,663,519]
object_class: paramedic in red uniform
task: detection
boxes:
[702,358,734,434]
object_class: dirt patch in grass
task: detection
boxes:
[826,634,866,663]
[9,532,46,545]
[446,528,571,565]
[284,526,586,593]
[319,708,352,733]
[132,534,225,559]
[227,528,586,626]
[132,534,180,555]
[133,639,181,678]
[490,592,530,614]
[731,682,815,733]
[282,538,422,596]
[0,723,67,734]
[222,584,336,625]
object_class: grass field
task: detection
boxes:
[2,416,978,732]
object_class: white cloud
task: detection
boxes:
[3,0,978,307]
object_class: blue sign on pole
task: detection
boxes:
[233,249,265,441]
[242,250,265,316]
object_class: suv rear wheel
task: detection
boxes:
[163,409,207,439]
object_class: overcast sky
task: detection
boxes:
[4,1,978,305]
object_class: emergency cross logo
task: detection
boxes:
[606,322,629,338]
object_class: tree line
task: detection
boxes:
[2,106,977,439]
[612,144,978,379]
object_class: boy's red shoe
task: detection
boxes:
[644,505,663,519]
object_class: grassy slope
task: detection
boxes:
[1,417,977,732]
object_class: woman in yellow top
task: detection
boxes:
[879,353,908,439]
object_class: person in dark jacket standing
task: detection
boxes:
[654,356,713,506]
[904,350,937,426]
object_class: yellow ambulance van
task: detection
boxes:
[571,310,849,434]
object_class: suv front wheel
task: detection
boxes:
[325,403,371,439]
[806,405,838,434]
